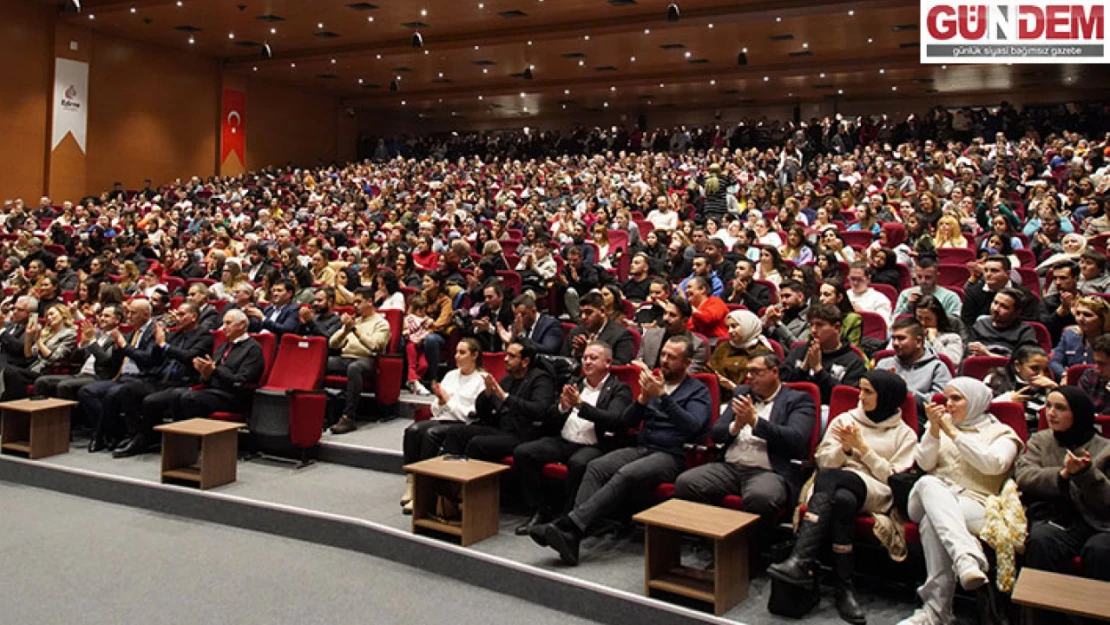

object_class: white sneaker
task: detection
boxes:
[410,381,432,396]
[955,555,988,591]
[896,608,938,625]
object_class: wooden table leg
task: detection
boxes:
[200,430,238,489]
[410,473,437,532]
[460,475,500,546]
[644,525,682,597]
[713,530,749,615]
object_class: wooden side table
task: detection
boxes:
[154,418,243,490]
[0,398,77,460]
[1012,567,1110,621]
[633,499,759,616]
[404,456,510,547]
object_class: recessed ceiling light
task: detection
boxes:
[941,64,947,69]
[710,79,715,85]
[228,32,234,39]
[424,50,429,55]
[763,76,769,81]
[610,86,616,91]
[317,22,324,29]
[879,68,885,73]
[401,100,406,105]
[478,95,483,100]
[270,27,277,34]
[176,0,182,6]
[684,51,691,58]
[584,35,590,40]
[523,106,528,112]
[867,37,873,43]
[438,72,443,77]
[519,92,525,97]
[527,40,533,45]
[290,62,296,67]
[788,92,793,96]
[644,28,650,34]
[630,56,636,62]
[892,86,897,91]
[776,16,782,21]
[529,64,534,70]
[578,60,584,66]
[820,72,826,78]
[708,23,714,28]
[367,16,374,22]
[474,45,480,50]
[659,82,665,87]
[564,89,570,94]
[331,58,337,64]
[130,7,136,13]
[848,9,855,15]
[742,47,748,53]
[838,89,843,94]
[604,102,609,108]
[88,13,95,19]
[420,8,427,16]
[438,98,442,103]
[562,104,567,109]
[482,68,488,73]
[188,36,195,44]
[478,2,484,7]
[803,42,809,48]
[358,78,363,84]
[376,54,382,59]
[252,66,258,71]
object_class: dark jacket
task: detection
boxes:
[547,373,634,448]
[1015,430,1110,532]
[523,313,564,356]
[1038,293,1075,345]
[474,365,557,442]
[117,322,161,378]
[624,375,712,457]
[72,334,125,380]
[0,321,31,368]
[621,276,653,303]
[204,337,266,397]
[154,326,215,385]
[473,303,515,353]
[781,341,867,404]
[968,318,1039,358]
[961,281,1037,326]
[712,384,817,501]
[196,304,222,334]
[562,320,636,365]
[259,302,300,336]
[725,281,771,313]
[298,311,342,340]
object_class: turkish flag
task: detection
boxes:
[221,88,246,164]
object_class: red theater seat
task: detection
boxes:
[209,332,278,422]
[247,335,329,460]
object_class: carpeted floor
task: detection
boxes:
[0,482,617,625]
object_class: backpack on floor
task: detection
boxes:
[767,575,819,619]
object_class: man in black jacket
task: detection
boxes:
[471,283,515,352]
[441,337,556,460]
[297,287,342,339]
[621,253,654,304]
[961,255,1037,325]
[557,246,601,323]
[513,341,633,535]
[968,287,1040,358]
[562,292,635,365]
[120,303,217,457]
[176,308,265,420]
[498,293,564,356]
[532,336,711,566]
[0,296,36,369]
[781,304,866,404]
[725,258,772,312]
[676,354,816,536]
[1038,262,1079,344]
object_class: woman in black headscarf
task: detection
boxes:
[769,371,917,624]
[1016,386,1110,583]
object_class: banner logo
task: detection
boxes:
[922,0,1106,63]
[52,58,89,152]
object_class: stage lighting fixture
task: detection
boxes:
[523,67,533,80]
[737,52,748,65]
[667,3,680,22]
[261,43,273,59]
[390,79,399,92]
[411,32,423,48]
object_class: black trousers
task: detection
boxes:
[142,386,191,428]
[327,356,377,418]
[78,377,156,439]
[441,424,521,461]
[513,436,603,514]
[1,366,38,401]
[811,468,867,546]
[402,419,467,464]
[674,461,792,520]
[34,374,97,427]
[568,447,684,532]
[1026,519,1110,581]
[178,388,241,419]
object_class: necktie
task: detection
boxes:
[116,327,143,379]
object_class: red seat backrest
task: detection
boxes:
[249,332,278,386]
[265,334,327,391]
[482,352,508,382]
[872,283,898,308]
[1026,321,1052,352]
[961,355,1008,379]
[627,326,642,359]
[1065,364,1095,386]
[611,364,641,399]
[784,381,823,455]
[858,310,888,340]
[382,308,403,354]
[937,247,976,265]
[990,401,1029,442]
[937,264,971,289]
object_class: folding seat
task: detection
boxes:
[960,355,1008,379]
[754,279,780,304]
[323,308,404,414]
[937,264,971,289]
[246,334,329,464]
[937,248,976,265]
[1065,364,1095,386]
[872,283,898,309]
[841,231,875,250]
[495,270,523,298]
[1016,267,1042,297]
[858,311,888,340]
[653,371,721,500]
[1027,321,1052,352]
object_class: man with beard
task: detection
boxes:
[298,287,343,339]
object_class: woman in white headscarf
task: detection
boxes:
[708,309,775,393]
[896,377,1024,625]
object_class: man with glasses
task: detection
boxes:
[562,291,635,365]
[675,354,816,543]
[0,296,37,369]
[846,262,892,328]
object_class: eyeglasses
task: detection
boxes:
[745,367,769,376]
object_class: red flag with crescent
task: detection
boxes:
[221,89,246,164]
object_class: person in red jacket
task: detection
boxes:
[685,275,729,340]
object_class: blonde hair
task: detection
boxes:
[42,303,74,338]
[1075,296,1110,332]
[934,215,967,248]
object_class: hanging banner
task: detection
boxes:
[221,88,246,164]
[51,58,89,152]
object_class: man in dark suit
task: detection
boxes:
[967,287,1040,358]
[561,291,635,365]
[79,298,160,452]
[513,341,633,535]
[175,308,265,420]
[471,282,515,352]
[183,282,221,333]
[0,296,36,369]
[119,303,217,456]
[34,305,124,406]
[636,295,708,373]
[961,255,1037,326]
[724,258,772,312]
[441,337,556,460]
[557,245,601,323]
[531,336,711,566]
[244,243,276,284]
[246,278,300,336]
[675,353,816,539]
[499,292,563,356]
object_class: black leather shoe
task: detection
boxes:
[543,523,580,566]
[88,437,107,453]
[112,434,150,458]
[515,511,549,536]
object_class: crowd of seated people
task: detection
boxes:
[2,101,1110,624]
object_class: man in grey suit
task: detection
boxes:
[636,295,708,374]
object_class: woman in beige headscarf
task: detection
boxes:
[708,309,774,393]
